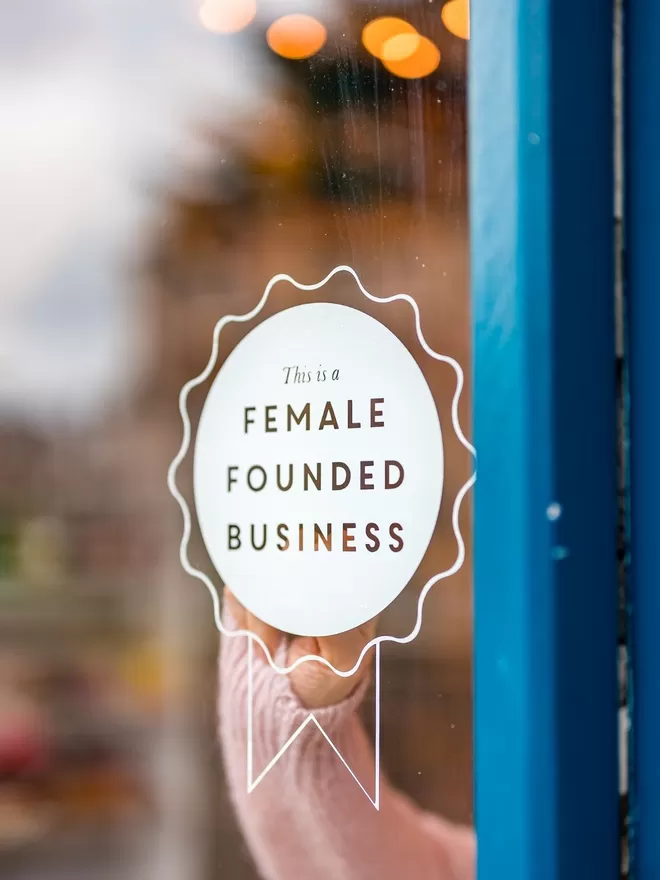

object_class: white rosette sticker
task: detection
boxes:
[167,266,475,808]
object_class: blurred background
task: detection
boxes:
[0,1,471,878]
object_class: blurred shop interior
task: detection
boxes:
[0,1,471,878]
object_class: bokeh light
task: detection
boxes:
[441,0,470,41]
[362,16,417,59]
[267,14,327,60]
[198,0,257,34]
[382,36,441,79]
[381,32,421,64]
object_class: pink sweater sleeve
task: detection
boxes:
[218,620,476,880]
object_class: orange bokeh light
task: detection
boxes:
[441,0,470,41]
[267,14,327,60]
[362,17,417,59]
[382,36,441,79]
[381,32,421,64]
[198,0,256,34]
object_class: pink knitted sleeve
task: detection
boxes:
[218,618,476,880]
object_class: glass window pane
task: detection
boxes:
[1,2,472,878]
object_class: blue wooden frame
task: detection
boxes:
[627,2,660,876]
[469,2,620,879]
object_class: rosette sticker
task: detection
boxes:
[167,266,475,807]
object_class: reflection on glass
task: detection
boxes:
[1,1,471,878]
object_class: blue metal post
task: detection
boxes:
[627,2,660,876]
[470,2,620,879]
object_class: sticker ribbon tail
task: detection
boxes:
[246,639,381,810]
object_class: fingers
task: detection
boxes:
[223,589,282,660]
[223,588,378,710]
[287,618,379,709]
[319,616,378,674]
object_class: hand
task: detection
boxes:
[224,589,377,710]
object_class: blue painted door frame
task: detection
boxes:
[627,2,660,878]
[469,2,620,879]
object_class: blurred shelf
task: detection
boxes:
[0,575,152,595]
[0,580,149,637]
[0,608,138,638]
[0,816,150,872]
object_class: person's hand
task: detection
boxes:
[224,589,377,709]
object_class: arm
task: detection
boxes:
[218,622,475,880]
